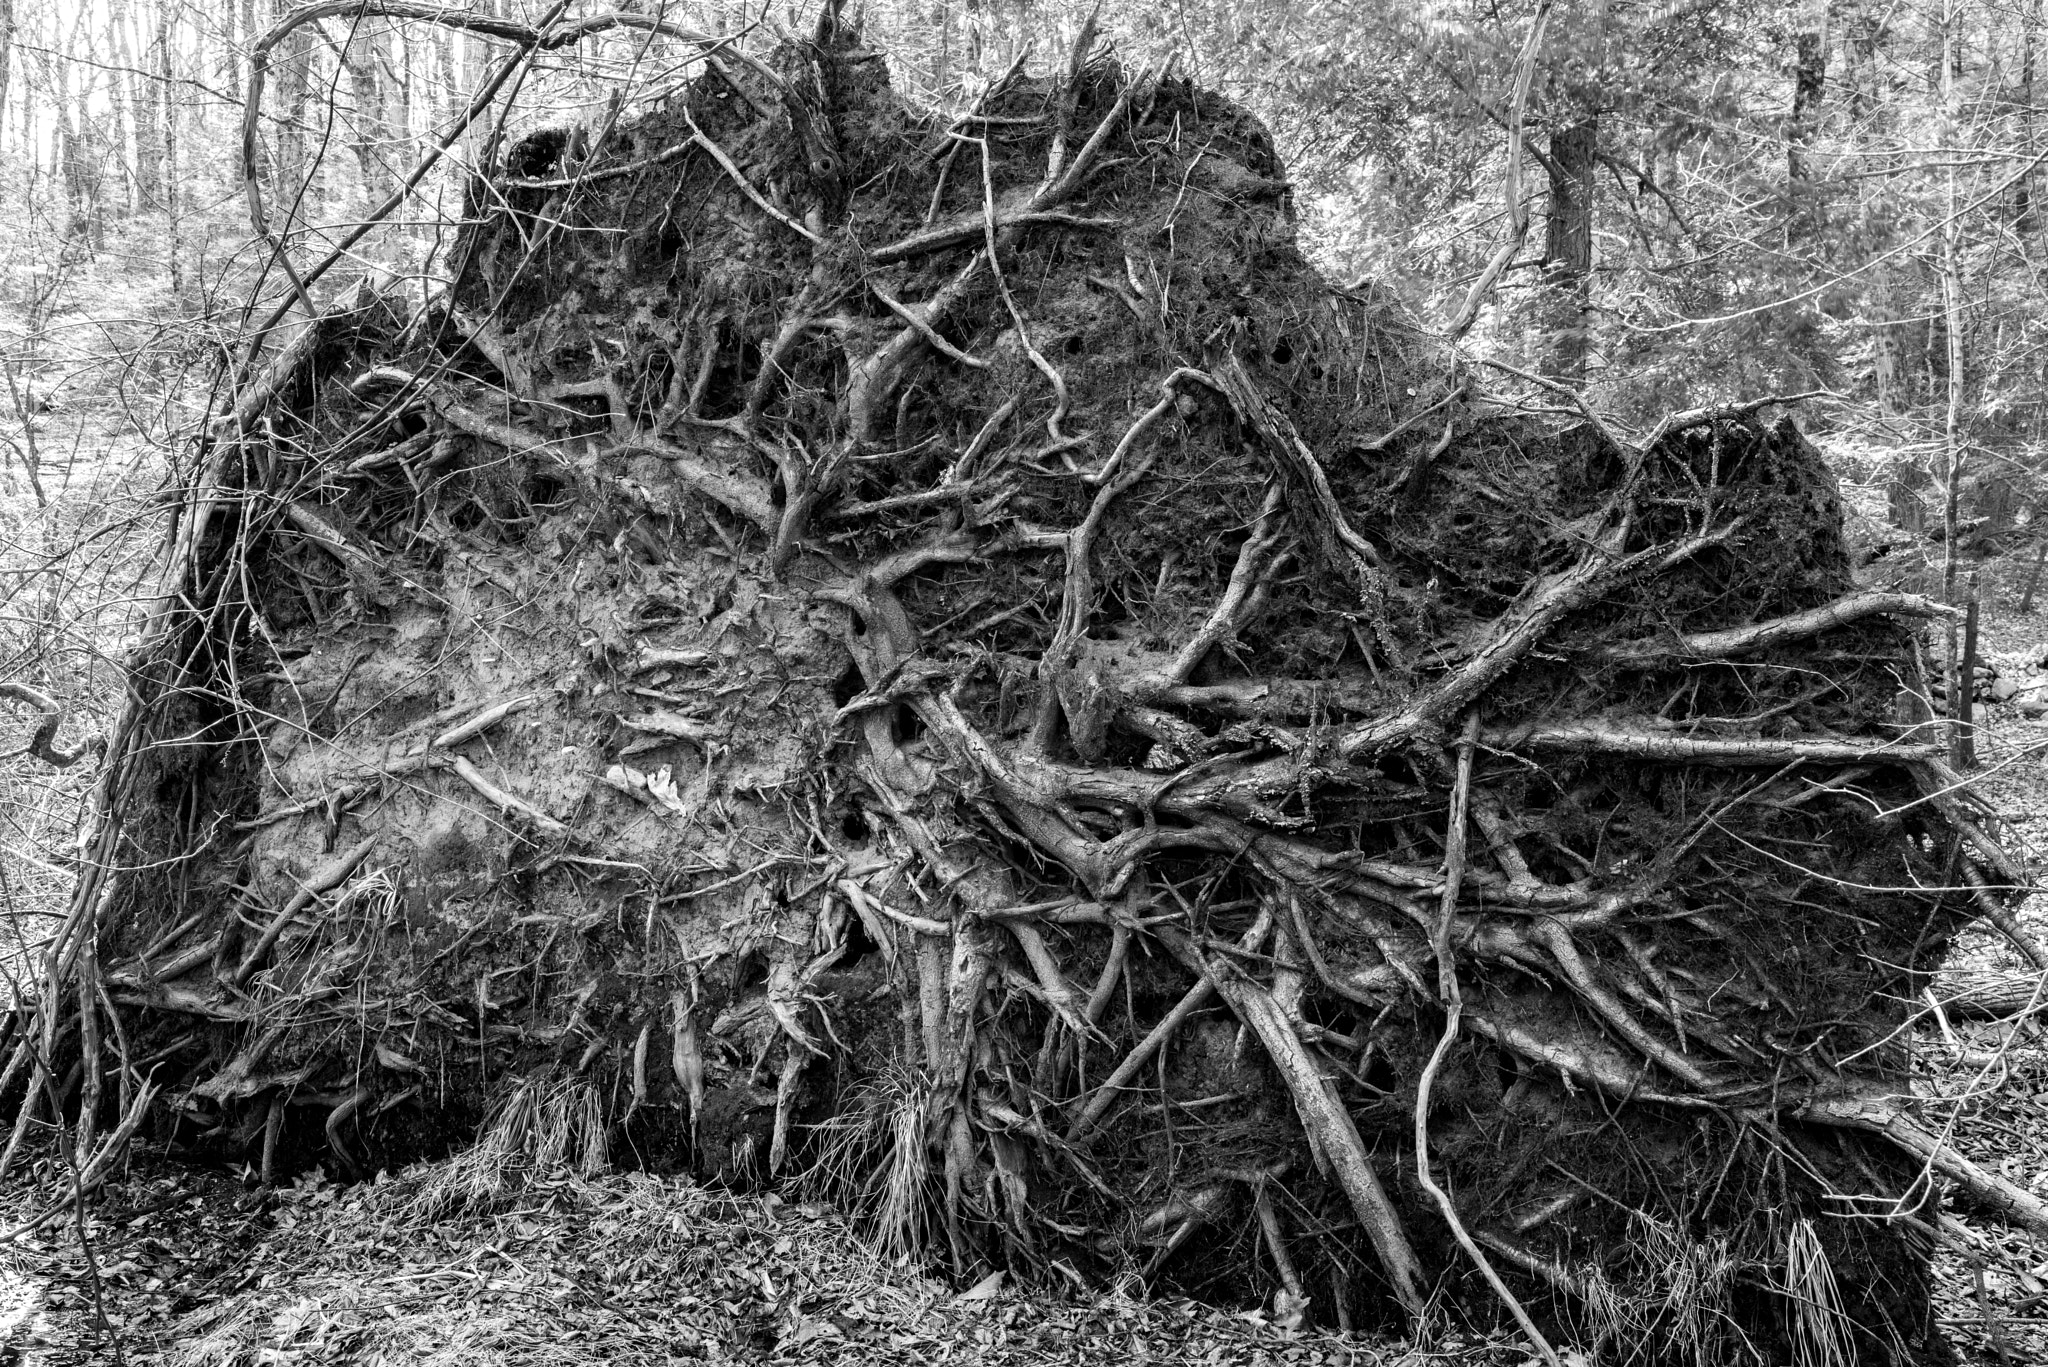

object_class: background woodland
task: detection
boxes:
[2,0,2043,447]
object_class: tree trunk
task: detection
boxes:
[130,0,163,213]
[1539,118,1596,382]
[156,0,181,302]
[56,93,103,249]
[106,2,137,217]
[2021,0,2039,234]
[221,0,242,105]
[1939,0,1967,744]
[1786,5,1827,230]
[340,24,400,223]
[0,0,14,154]
[1842,0,1884,116]
[270,0,315,239]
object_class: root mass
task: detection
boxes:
[15,19,2025,1365]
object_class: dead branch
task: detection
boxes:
[1480,721,1940,766]
[0,683,98,768]
[1643,391,1834,447]
[1807,1096,2048,1241]
[1604,590,1960,663]
[1444,2,1553,343]
[231,836,380,986]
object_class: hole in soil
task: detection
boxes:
[617,1103,692,1176]
[831,663,863,708]
[730,950,767,994]
[838,808,870,841]
[152,772,189,810]
[633,350,675,424]
[1271,339,1294,364]
[524,472,569,509]
[636,598,685,628]
[835,905,880,964]
[700,339,760,419]
[449,345,506,389]
[556,393,611,436]
[890,705,925,745]
[1104,729,1152,769]
[1150,1222,1267,1312]
[935,317,974,353]
[649,219,686,265]
[1094,579,1130,628]
[504,128,568,178]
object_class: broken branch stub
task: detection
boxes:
[15,23,2008,1360]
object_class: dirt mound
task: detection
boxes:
[9,16,2033,1364]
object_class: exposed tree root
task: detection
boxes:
[1414,715,1560,1364]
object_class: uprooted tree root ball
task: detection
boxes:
[10,13,2042,1364]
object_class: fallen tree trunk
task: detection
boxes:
[9,14,2019,1364]
[1927,970,2048,1019]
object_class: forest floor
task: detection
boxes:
[1914,595,2048,1367]
[0,1159,1495,1367]
[4,496,2048,1365]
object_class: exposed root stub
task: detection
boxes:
[23,22,2011,1366]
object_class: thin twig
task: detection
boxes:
[678,106,824,244]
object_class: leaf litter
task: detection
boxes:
[0,1157,1525,1365]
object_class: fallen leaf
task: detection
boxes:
[956,1270,1004,1302]
[647,766,691,816]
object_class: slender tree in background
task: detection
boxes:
[1785,0,1828,234]
[1941,0,1970,764]
[0,0,16,155]
[1537,116,1595,381]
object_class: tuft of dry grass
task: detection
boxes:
[1572,1211,1743,1367]
[406,1078,608,1219]
[796,1061,937,1261]
[1781,1217,1851,1367]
